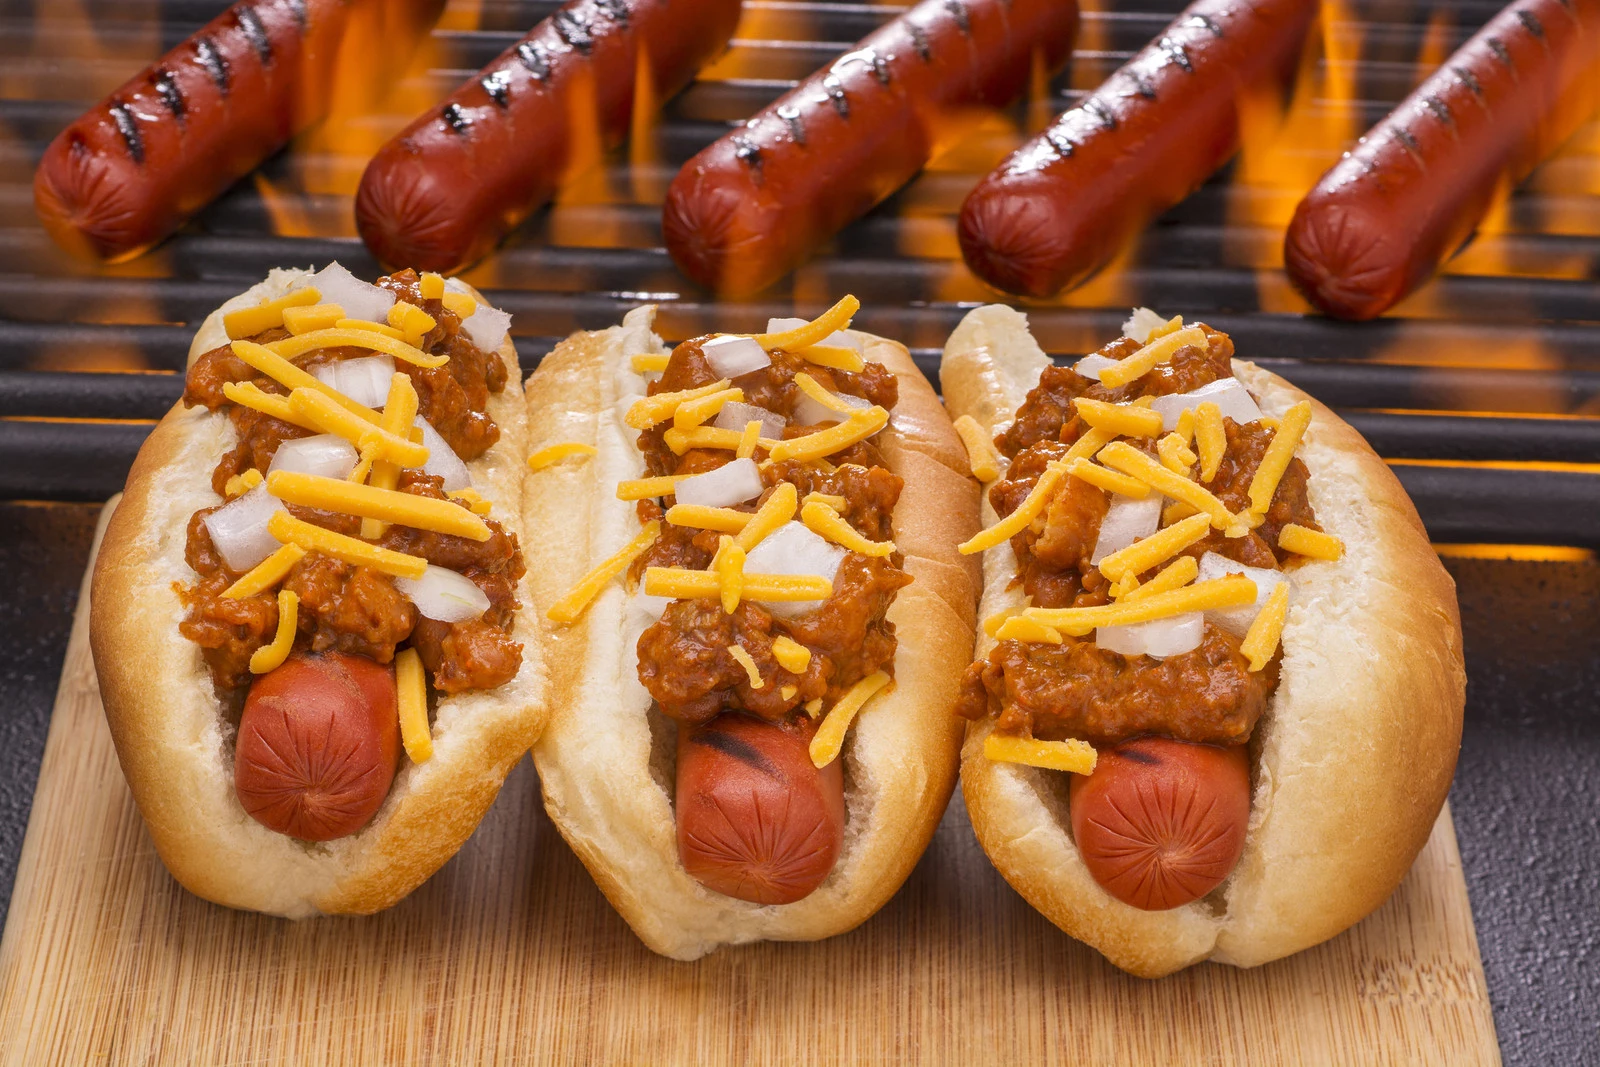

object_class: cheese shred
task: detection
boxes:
[547,521,662,624]
[952,415,1003,482]
[223,543,307,600]
[1279,523,1344,560]
[527,442,598,470]
[728,644,763,688]
[224,287,321,340]
[1097,326,1210,388]
[755,295,860,351]
[984,733,1097,775]
[1247,401,1313,514]
[772,635,812,673]
[801,501,895,556]
[1195,401,1226,483]
[395,647,433,763]
[809,670,891,768]
[1240,581,1290,671]
[961,461,1067,555]
[1024,576,1257,636]
[248,589,299,674]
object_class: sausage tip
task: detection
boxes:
[1284,194,1413,321]
[958,175,1080,299]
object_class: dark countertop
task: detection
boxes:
[1,501,1595,1064]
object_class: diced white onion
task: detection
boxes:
[462,304,511,352]
[1072,354,1120,381]
[712,401,786,440]
[1091,493,1164,565]
[203,485,287,573]
[1196,553,1283,636]
[702,335,771,379]
[1096,613,1205,659]
[674,458,764,508]
[266,434,360,480]
[1122,307,1168,344]
[415,417,471,491]
[793,388,870,429]
[744,521,846,619]
[310,262,394,323]
[1149,378,1263,432]
[394,564,491,623]
[310,355,395,409]
[631,590,673,621]
[765,317,862,353]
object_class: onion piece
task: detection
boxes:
[631,590,674,621]
[443,277,513,351]
[744,521,846,618]
[1072,354,1119,381]
[310,262,394,323]
[793,388,870,428]
[1122,307,1168,344]
[267,434,361,480]
[702,335,771,379]
[394,564,491,623]
[712,401,785,440]
[203,485,287,573]
[310,355,395,409]
[1096,613,1204,659]
[1091,493,1164,565]
[1196,553,1284,636]
[414,417,471,491]
[674,458,764,508]
[1149,378,1263,432]
[766,317,862,353]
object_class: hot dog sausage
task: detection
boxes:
[958,0,1316,298]
[34,0,368,263]
[1285,0,1600,320]
[356,0,744,273]
[1068,737,1250,911]
[662,0,1078,297]
[234,652,400,842]
[675,712,845,905]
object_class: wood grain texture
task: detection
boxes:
[0,505,1500,1066]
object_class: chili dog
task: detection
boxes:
[33,0,432,263]
[958,0,1316,298]
[1285,0,1600,320]
[356,0,743,273]
[939,304,1463,976]
[525,299,980,958]
[90,264,545,916]
[662,0,1079,297]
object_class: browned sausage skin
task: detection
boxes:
[663,0,1078,297]
[1285,0,1600,320]
[234,652,401,842]
[958,0,1316,298]
[356,0,743,273]
[676,713,846,905]
[1068,738,1251,911]
[33,0,367,262]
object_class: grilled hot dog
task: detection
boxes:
[663,0,1078,297]
[356,0,743,273]
[1285,0,1600,320]
[958,0,1316,297]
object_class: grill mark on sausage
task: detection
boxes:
[1185,13,1223,36]
[1486,36,1514,73]
[554,10,595,54]
[285,0,307,29]
[442,102,472,135]
[1085,98,1117,131]
[1116,746,1161,766]
[237,6,273,65]
[944,0,972,33]
[1516,9,1545,37]
[154,69,187,121]
[1124,71,1157,100]
[194,37,230,95]
[776,104,806,145]
[1160,36,1193,73]
[1046,128,1076,157]
[907,22,933,62]
[1392,124,1425,166]
[690,728,782,779]
[517,41,551,81]
[596,0,630,24]
[733,134,762,170]
[868,50,892,85]
[1453,64,1486,103]
[1424,95,1454,129]
[481,68,512,107]
[108,99,144,164]
[822,74,849,117]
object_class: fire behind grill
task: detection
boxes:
[0,0,1596,547]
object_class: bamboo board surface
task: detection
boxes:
[0,504,1499,1065]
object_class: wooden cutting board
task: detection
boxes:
[0,504,1499,1065]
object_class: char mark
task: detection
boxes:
[1185,13,1223,36]
[596,0,630,24]
[1424,95,1454,127]
[1085,98,1117,131]
[1125,71,1156,100]
[1117,746,1162,766]
[690,727,782,779]
[776,104,806,146]
[441,102,472,135]
[907,22,933,62]
[108,100,144,164]
[554,10,595,54]
[1453,65,1485,101]
[1486,36,1514,70]
[154,69,186,121]
[285,0,307,29]
[733,134,762,169]
[1160,36,1193,73]
[194,36,230,94]
[1046,128,1075,157]
[1516,10,1544,37]
[237,6,273,65]
[1392,124,1424,163]
[517,41,551,81]
[823,74,849,118]
[868,50,891,85]
[945,0,971,33]
[481,69,512,107]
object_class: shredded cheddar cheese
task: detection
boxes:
[1149,314,1184,340]
[419,272,446,301]
[755,295,860,351]
[625,380,732,430]
[547,521,661,624]
[1118,554,1199,602]
[1247,401,1312,514]
[1073,398,1164,439]
[1097,325,1210,388]
[222,543,306,599]
[716,536,746,613]
[630,353,670,374]
[952,415,1003,482]
[448,488,492,516]
[805,698,824,718]
[961,461,1067,555]
[1066,458,1149,498]
[1064,426,1116,465]
[232,340,383,424]
[248,589,299,674]
[803,493,847,511]
[1024,576,1257,636]
[221,381,319,432]
[793,372,858,415]
[734,483,798,552]
[224,468,263,498]
[809,670,891,768]
[1279,523,1343,560]
[766,407,888,463]
[982,607,1023,638]
[796,344,866,373]
[527,442,597,470]
[267,511,428,579]
[780,685,798,700]
[1163,500,1200,525]
[387,301,436,345]
[224,287,321,340]
[643,568,832,602]
[1240,581,1290,671]
[995,615,1063,644]
[772,635,812,673]
[1096,512,1212,584]
[1192,402,1225,484]
[673,387,744,430]
[336,318,406,340]
[361,373,422,539]
[984,733,1097,775]
[281,303,345,335]
[395,647,432,763]
[1157,433,1198,476]
[1098,441,1237,530]
[289,389,429,468]
[666,504,751,533]
[728,644,763,688]
[266,471,491,541]
[736,421,762,459]
[662,425,782,455]
[801,501,895,556]
[441,291,478,319]
[266,327,448,369]
[1175,407,1197,446]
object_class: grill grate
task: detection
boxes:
[0,0,1596,544]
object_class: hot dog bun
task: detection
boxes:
[940,305,1464,977]
[524,308,980,959]
[90,267,546,917]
